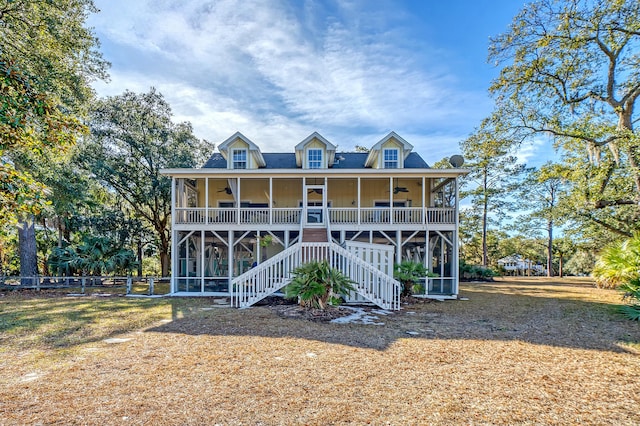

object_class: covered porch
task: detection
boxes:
[172,173,459,229]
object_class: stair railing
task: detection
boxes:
[232,242,401,310]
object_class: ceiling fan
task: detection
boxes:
[387,179,408,194]
[218,187,232,194]
[308,188,323,194]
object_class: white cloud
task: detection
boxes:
[515,137,557,167]
[89,0,491,153]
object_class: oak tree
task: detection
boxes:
[490,0,640,239]
[81,89,212,277]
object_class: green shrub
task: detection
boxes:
[620,278,640,321]
[592,235,640,289]
[47,236,138,276]
[459,260,498,281]
[394,261,430,297]
[285,261,355,309]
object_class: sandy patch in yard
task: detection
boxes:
[1,277,639,425]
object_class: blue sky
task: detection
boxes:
[88,0,545,166]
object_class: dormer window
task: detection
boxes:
[383,148,399,168]
[232,149,247,169]
[308,149,322,169]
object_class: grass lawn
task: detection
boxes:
[0,277,638,425]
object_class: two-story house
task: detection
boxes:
[161,131,467,310]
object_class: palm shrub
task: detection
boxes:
[47,236,138,276]
[285,261,355,309]
[620,278,640,321]
[394,261,428,297]
[48,246,79,276]
[592,235,640,289]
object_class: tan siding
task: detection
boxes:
[182,176,434,208]
[272,178,303,207]
[326,178,357,207]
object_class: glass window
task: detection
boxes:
[383,148,399,168]
[232,149,247,169]
[308,149,322,169]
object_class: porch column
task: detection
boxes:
[205,177,209,224]
[200,230,205,292]
[236,178,241,224]
[269,177,273,225]
[389,177,393,225]
[228,230,234,293]
[256,231,261,265]
[357,177,361,225]
[170,177,176,290]
[421,176,426,224]
[396,229,402,264]
[454,176,460,294]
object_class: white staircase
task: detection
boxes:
[231,242,401,310]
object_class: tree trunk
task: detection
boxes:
[160,250,169,277]
[618,106,640,198]
[558,254,564,278]
[18,217,38,285]
[159,231,170,277]
[547,219,554,277]
[482,171,489,267]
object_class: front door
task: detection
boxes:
[303,185,326,226]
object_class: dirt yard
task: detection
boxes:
[1,277,638,425]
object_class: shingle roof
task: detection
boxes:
[202,151,430,169]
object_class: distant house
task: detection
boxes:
[497,254,546,276]
[160,131,468,309]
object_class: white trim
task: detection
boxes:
[383,147,400,169]
[231,148,248,169]
[161,168,469,178]
[170,177,176,292]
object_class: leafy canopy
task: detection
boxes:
[0,0,108,221]
[80,89,212,276]
[489,0,640,240]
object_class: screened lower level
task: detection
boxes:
[172,228,458,297]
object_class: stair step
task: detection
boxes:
[302,228,328,242]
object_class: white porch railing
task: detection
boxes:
[426,208,455,224]
[329,208,359,224]
[176,207,455,225]
[273,208,302,224]
[176,208,207,224]
[231,242,401,310]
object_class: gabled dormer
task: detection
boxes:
[218,132,266,170]
[294,132,336,169]
[364,131,413,169]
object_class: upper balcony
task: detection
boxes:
[174,206,455,226]
[171,174,460,228]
